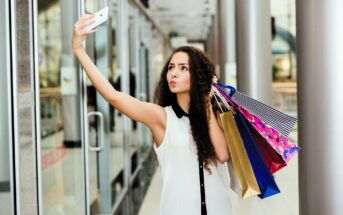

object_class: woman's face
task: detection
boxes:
[166,52,191,94]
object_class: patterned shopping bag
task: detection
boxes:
[239,106,300,163]
[214,83,297,137]
[250,123,287,174]
[234,112,280,199]
[213,83,300,164]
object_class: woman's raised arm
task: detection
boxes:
[72,14,165,130]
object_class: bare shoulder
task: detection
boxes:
[148,104,167,147]
[149,103,167,128]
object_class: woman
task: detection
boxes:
[72,14,233,215]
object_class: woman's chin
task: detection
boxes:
[169,87,178,93]
[170,89,189,94]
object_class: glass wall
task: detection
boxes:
[84,0,128,213]
[2,0,168,214]
[0,0,13,214]
[128,2,139,179]
[138,15,154,157]
[37,0,85,214]
[107,1,126,206]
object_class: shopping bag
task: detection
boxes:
[239,106,300,163]
[214,83,297,137]
[213,84,300,164]
[220,111,261,199]
[249,122,287,174]
[234,112,280,199]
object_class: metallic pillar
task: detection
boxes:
[236,0,272,105]
[0,0,10,187]
[60,0,81,144]
[219,0,237,87]
[297,1,343,214]
[12,0,39,213]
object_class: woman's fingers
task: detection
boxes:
[75,14,95,28]
[79,14,94,23]
[82,17,97,30]
[80,15,96,27]
[212,76,218,83]
[72,14,96,52]
[85,28,97,35]
[74,16,96,36]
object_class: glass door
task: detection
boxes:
[128,1,139,184]
[83,0,126,214]
[36,1,86,214]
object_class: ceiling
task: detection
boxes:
[147,0,216,42]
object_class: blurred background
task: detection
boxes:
[1,0,342,214]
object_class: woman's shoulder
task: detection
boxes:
[151,105,175,130]
[150,105,173,149]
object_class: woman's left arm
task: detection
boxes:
[208,103,230,163]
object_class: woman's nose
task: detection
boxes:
[171,69,178,78]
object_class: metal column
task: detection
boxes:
[296,0,343,214]
[60,0,82,145]
[235,0,272,105]
[218,0,237,87]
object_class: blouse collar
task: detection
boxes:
[171,100,189,118]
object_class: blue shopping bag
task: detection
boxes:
[234,112,280,199]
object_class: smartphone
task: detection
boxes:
[85,6,109,31]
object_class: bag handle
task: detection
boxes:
[212,86,228,112]
[214,83,236,97]
[213,84,239,111]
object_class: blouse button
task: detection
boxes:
[202,202,205,204]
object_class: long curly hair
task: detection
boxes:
[154,46,218,174]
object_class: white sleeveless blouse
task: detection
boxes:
[153,106,233,215]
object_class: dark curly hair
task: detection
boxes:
[154,46,218,174]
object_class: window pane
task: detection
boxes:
[37,1,85,214]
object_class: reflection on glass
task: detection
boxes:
[138,45,151,156]
[108,5,127,206]
[38,1,85,214]
[128,3,139,176]
[84,1,126,212]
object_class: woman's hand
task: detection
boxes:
[208,75,218,100]
[212,75,218,84]
[72,14,96,53]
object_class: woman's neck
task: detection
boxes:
[176,93,190,114]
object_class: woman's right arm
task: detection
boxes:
[72,15,166,130]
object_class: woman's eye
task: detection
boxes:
[168,65,174,71]
[181,66,189,71]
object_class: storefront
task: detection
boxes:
[0,0,167,214]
